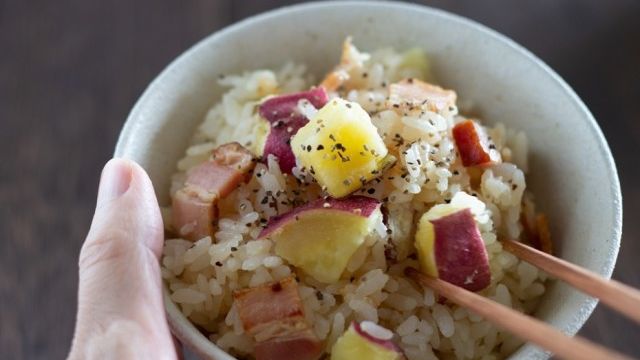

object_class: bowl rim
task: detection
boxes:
[115,1,622,359]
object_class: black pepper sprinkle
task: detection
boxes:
[346,103,352,109]
[315,291,324,300]
[512,184,518,190]
[489,144,496,150]
[453,170,460,175]
[367,188,376,194]
[306,145,312,152]
[317,144,324,151]
[386,228,392,234]
[444,199,451,204]
[393,104,400,108]
[231,247,238,251]
[215,261,223,267]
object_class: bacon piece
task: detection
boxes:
[254,329,323,360]
[388,78,457,112]
[171,142,255,241]
[258,87,328,173]
[452,119,502,167]
[535,214,553,255]
[319,37,369,92]
[233,277,323,360]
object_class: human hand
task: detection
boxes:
[68,159,178,359]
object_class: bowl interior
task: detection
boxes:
[115,2,621,359]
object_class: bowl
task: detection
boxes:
[114,2,622,359]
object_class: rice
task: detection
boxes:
[160,41,548,359]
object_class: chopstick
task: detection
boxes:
[405,267,632,360]
[502,239,640,324]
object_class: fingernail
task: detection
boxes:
[97,159,133,208]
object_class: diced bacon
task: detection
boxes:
[233,277,306,335]
[536,214,553,255]
[388,78,457,112]
[171,142,255,241]
[452,119,501,167]
[258,88,328,173]
[184,162,245,200]
[319,37,369,92]
[211,142,256,173]
[254,329,323,360]
[233,277,323,360]
[171,189,217,241]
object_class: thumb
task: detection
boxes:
[69,159,176,359]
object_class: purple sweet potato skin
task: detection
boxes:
[258,196,380,238]
[432,208,491,292]
[258,87,329,173]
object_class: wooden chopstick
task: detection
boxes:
[405,267,632,360]
[502,239,640,324]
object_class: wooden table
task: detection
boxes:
[1,1,638,358]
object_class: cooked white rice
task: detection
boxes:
[161,42,547,360]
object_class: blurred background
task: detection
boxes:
[1,0,639,358]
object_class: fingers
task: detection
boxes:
[69,159,177,360]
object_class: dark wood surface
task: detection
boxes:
[1,1,639,358]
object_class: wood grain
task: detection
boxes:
[503,239,640,325]
[406,268,633,360]
[1,1,639,359]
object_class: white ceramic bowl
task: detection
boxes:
[115,2,622,359]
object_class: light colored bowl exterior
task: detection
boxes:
[115,2,621,359]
